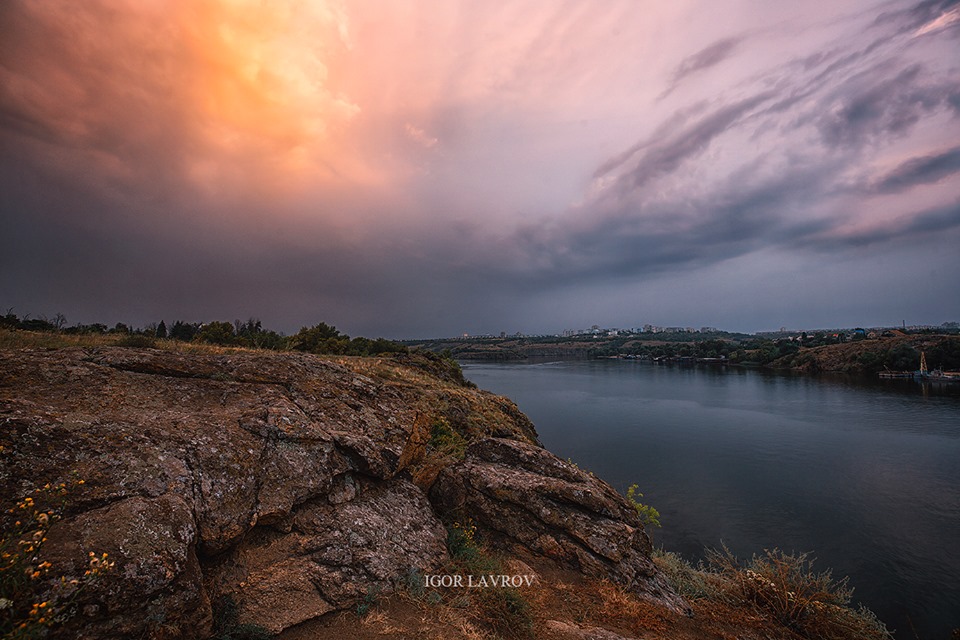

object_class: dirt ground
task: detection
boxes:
[278,555,804,640]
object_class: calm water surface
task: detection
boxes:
[461,359,960,640]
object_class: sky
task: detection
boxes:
[1,0,959,338]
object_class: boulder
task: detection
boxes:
[431,438,688,613]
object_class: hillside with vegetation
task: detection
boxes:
[0,329,895,639]
[407,329,960,376]
[771,334,960,374]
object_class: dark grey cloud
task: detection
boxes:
[659,37,744,98]
[504,1,960,298]
[872,146,960,193]
[795,200,960,250]
[814,64,938,147]
[595,92,773,195]
[462,161,842,290]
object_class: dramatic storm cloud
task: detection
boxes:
[1,0,959,337]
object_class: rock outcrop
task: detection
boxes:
[0,347,683,638]
[430,438,687,613]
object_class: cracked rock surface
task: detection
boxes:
[1,347,683,638]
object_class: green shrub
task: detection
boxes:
[625,484,661,528]
[194,322,237,346]
[444,520,532,638]
[355,586,379,617]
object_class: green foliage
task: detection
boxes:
[288,323,407,356]
[288,322,347,353]
[444,520,533,638]
[209,595,273,640]
[925,338,960,370]
[428,417,467,459]
[625,484,661,528]
[857,350,883,371]
[169,321,199,341]
[110,323,131,334]
[883,344,919,372]
[446,520,497,574]
[400,567,425,599]
[194,321,237,346]
[355,586,380,617]
[63,323,108,335]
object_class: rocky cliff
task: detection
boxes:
[0,347,684,638]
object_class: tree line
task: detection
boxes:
[0,311,407,357]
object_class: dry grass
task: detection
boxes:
[0,329,121,350]
[706,547,892,640]
[0,329,289,358]
[595,579,672,634]
[652,549,719,599]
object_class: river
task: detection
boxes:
[460,359,960,640]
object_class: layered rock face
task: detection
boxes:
[431,438,688,613]
[0,347,682,638]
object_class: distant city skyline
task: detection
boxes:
[2,1,959,339]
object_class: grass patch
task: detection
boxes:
[442,519,534,639]
[706,546,892,640]
[428,417,468,460]
[653,547,891,639]
[114,334,158,349]
[651,549,717,600]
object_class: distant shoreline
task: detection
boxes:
[407,333,960,376]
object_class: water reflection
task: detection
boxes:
[461,359,960,640]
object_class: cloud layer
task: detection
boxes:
[2,0,959,336]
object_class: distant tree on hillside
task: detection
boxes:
[169,321,199,341]
[156,320,167,339]
[194,321,236,345]
[288,322,348,354]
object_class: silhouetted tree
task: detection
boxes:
[288,323,348,354]
[194,321,236,345]
[170,321,199,341]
